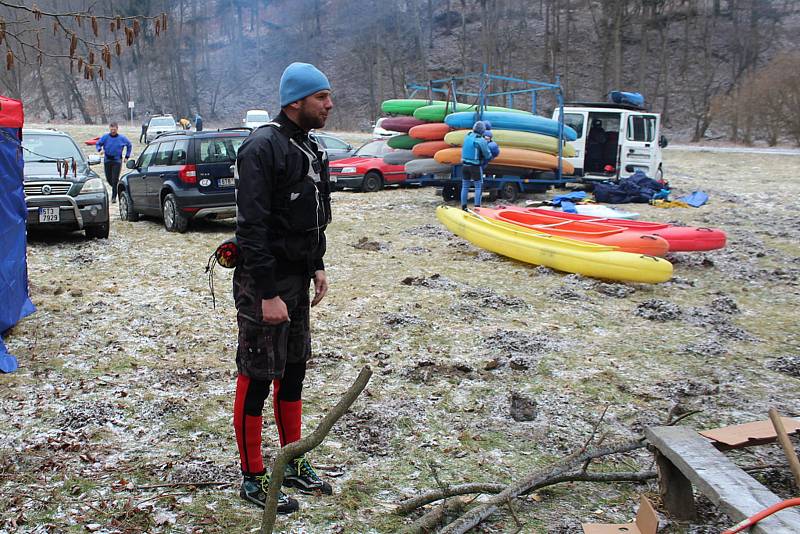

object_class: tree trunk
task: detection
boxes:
[92,78,108,124]
[37,66,57,121]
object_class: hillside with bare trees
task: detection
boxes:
[3,0,799,143]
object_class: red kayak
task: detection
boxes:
[473,206,670,256]
[520,207,727,252]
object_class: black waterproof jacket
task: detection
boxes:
[235,111,332,300]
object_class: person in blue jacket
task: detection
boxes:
[460,120,491,210]
[96,122,132,203]
[195,113,204,132]
[482,128,500,174]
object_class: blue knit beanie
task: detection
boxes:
[472,121,486,134]
[280,62,331,108]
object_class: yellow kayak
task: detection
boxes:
[444,129,577,157]
[436,206,673,284]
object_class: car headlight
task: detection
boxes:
[79,178,105,194]
[341,167,357,173]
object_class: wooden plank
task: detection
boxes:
[654,450,697,520]
[646,426,800,534]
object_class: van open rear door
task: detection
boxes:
[620,113,659,178]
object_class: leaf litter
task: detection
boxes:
[2,142,800,532]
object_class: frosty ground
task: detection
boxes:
[2,125,799,533]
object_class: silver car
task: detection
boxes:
[146,115,180,142]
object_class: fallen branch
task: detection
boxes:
[135,481,231,490]
[396,470,655,515]
[260,366,373,534]
[399,499,466,534]
[437,438,645,534]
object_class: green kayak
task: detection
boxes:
[413,103,532,122]
[381,99,436,116]
[387,134,425,150]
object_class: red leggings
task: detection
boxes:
[233,361,306,474]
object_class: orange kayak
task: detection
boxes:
[473,206,670,256]
[408,122,451,141]
[412,140,451,157]
[434,147,575,175]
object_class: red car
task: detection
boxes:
[328,139,407,192]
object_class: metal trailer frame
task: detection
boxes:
[403,65,577,201]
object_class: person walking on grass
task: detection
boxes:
[460,120,491,210]
[233,62,334,514]
[139,114,149,143]
[95,122,132,203]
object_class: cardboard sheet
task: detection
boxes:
[581,496,658,534]
[699,418,800,449]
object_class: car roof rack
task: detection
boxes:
[218,127,252,132]
[154,130,191,140]
[565,101,649,111]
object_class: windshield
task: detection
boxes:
[246,113,269,122]
[150,118,175,127]
[22,134,83,162]
[355,140,387,157]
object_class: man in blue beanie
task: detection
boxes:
[232,61,334,514]
[460,120,491,210]
[96,122,132,203]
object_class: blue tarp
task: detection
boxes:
[1,126,35,372]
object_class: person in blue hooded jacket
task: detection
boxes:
[96,122,132,202]
[460,120,491,210]
[482,128,500,174]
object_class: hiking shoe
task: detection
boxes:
[283,456,333,495]
[240,471,299,514]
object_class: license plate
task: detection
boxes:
[218,177,235,187]
[39,207,60,223]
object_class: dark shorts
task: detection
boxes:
[233,269,311,380]
[462,164,483,181]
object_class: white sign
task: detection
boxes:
[128,101,135,108]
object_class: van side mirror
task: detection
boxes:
[659,135,669,148]
[126,159,137,169]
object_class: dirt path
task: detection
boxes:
[2,140,799,532]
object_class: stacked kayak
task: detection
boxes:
[442,110,577,176]
[435,147,576,176]
[437,206,673,284]
[522,207,727,251]
[472,206,669,256]
[379,98,574,178]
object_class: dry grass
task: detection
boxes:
[1,124,799,532]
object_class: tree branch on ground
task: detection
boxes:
[260,366,373,534]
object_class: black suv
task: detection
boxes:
[22,128,110,239]
[118,129,248,232]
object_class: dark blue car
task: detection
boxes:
[118,129,248,232]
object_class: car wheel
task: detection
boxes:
[361,171,383,193]
[85,222,110,239]
[118,190,139,222]
[500,182,520,202]
[162,193,189,233]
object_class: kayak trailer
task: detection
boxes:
[404,65,580,202]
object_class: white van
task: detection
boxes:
[243,109,271,129]
[552,102,668,181]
